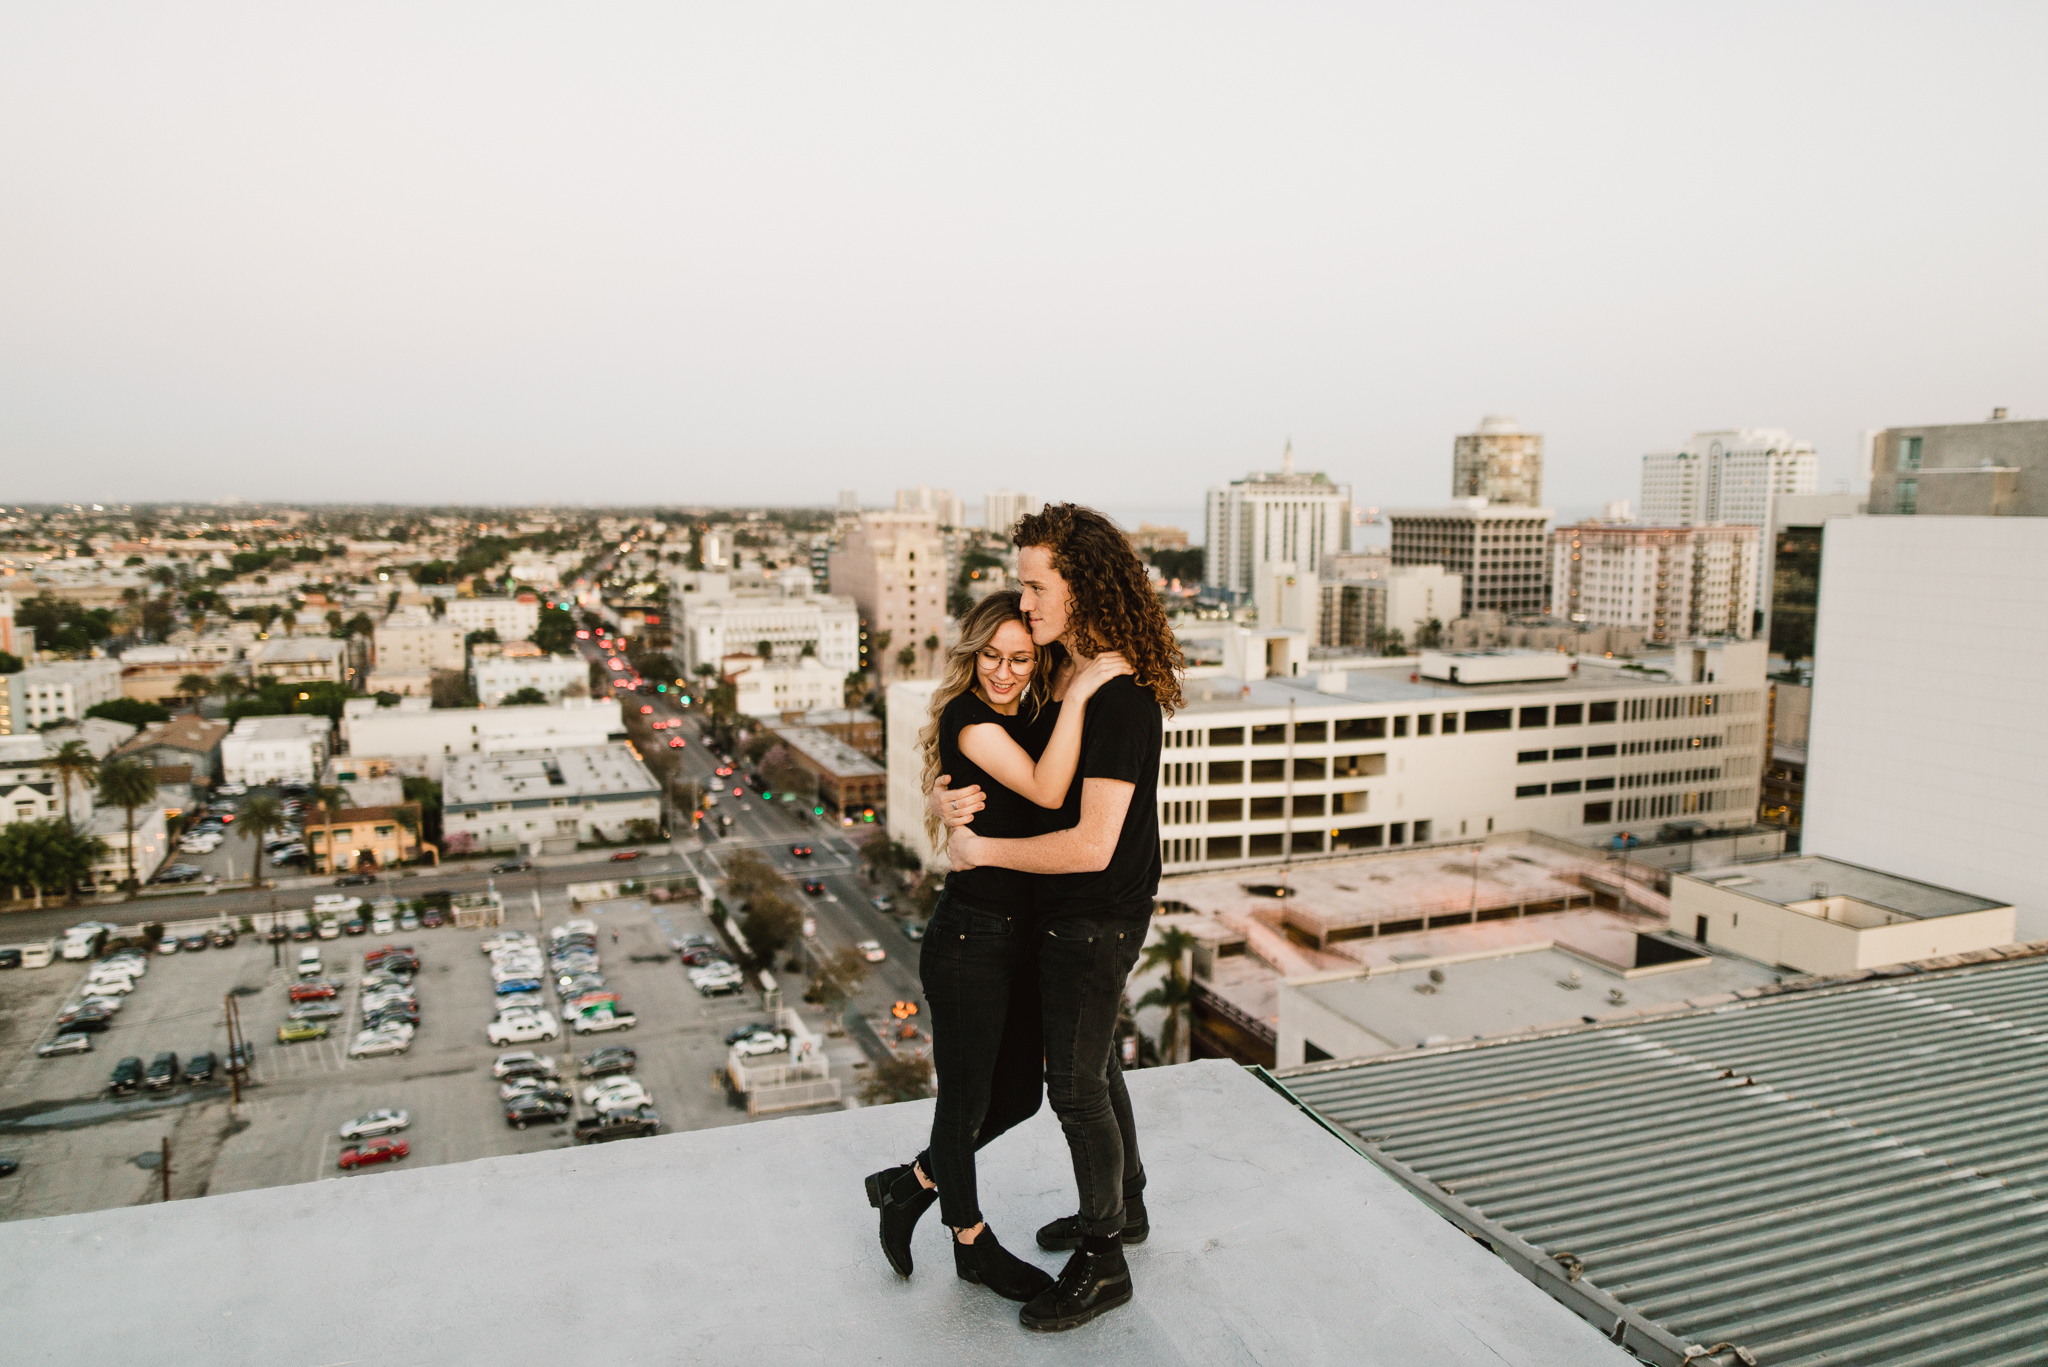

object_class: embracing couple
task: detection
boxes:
[862,503,1184,1333]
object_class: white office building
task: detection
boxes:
[895,487,967,529]
[1550,522,1761,643]
[471,654,589,707]
[221,714,334,786]
[443,745,662,854]
[444,596,542,642]
[672,571,861,678]
[1804,517,2048,936]
[2,659,122,735]
[1389,500,1553,619]
[86,803,169,891]
[983,490,1041,535]
[1640,429,1818,529]
[340,695,624,783]
[729,655,844,719]
[890,638,1768,873]
[1205,446,1353,599]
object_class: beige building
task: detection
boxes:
[828,512,946,678]
[1674,855,2015,976]
[1452,415,1544,507]
[1551,522,1759,644]
[372,611,466,684]
[251,637,350,686]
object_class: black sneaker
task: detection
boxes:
[1036,1194,1148,1251]
[1020,1239,1133,1332]
[864,1162,938,1278]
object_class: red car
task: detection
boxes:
[338,1137,410,1170]
[791,845,813,858]
[610,850,645,862]
[363,945,416,966]
[668,738,684,748]
[714,766,734,778]
[639,705,653,715]
[289,980,341,1001]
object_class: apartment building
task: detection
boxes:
[1318,566,1463,650]
[1868,412,2048,517]
[1639,429,1818,527]
[471,654,588,707]
[221,714,333,786]
[891,639,1768,873]
[2,658,122,734]
[1452,415,1543,507]
[827,512,946,677]
[1389,500,1552,619]
[727,655,844,719]
[444,595,541,642]
[983,490,1040,536]
[372,611,466,676]
[1550,522,1760,643]
[1204,446,1353,599]
[251,637,350,687]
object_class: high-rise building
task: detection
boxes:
[837,490,860,512]
[1639,429,1818,527]
[828,512,947,678]
[894,486,966,529]
[1204,444,1352,598]
[1452,415,1543,506]
[1763,492,1865,664]
[1550,523,1760,644]
[1868,413,2048,517]
[1388,499,1551,619]
[983,490,1040,536]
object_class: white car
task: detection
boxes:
[487,1011,560,1046]
[83,974,135,995]
[77,994,124,1014]
[314,895,363,914]
[562,919,597,937]
[491,1051,557,1079]
[731,1031,790,1059]
[181,835,222,852]
[155,937,181,955]
[481,932,536,955]
[371,913,396,935]
[348,1031,411,1058]
[340,1108,411,1139]
[572,1010,636,1034]
[582,1078,651,1108]
[855,940,886,963]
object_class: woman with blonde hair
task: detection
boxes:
[863,588,1129,1302]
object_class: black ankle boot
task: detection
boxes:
[1020,1235,1133,1331]
[953,1227,1055,1302]
[864,1162,937,1278]
[1036,1193,1149,1251]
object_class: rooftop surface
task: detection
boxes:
[444,744,657,805]
[1276,947,2048,1366]
[1298,942,1785,1053]
[1174,654,1717,712]
[0,1061,1630,1366]
[776,723,886,776]
[1688,853,2009,917]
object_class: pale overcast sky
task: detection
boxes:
[3,3,2044,521]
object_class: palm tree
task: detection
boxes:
[95,759,160,898]
[895,645,917,678]
[239,794,285,889]
[1135,926,1200,1065]
[923,633,940,674]
[48,740,98,828]
[176,673,215,706]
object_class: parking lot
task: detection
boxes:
[0,894,854,1222]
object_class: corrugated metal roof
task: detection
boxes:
[1272,952,2048,1367]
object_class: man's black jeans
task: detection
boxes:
[917,892,1044,1230]
[1040,911,1148,1238]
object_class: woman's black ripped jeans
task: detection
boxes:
[915,891,1044,1231]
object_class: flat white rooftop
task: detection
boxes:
[0,1061,1628,1366]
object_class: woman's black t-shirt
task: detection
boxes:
[939,691,1060,914]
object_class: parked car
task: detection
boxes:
[901,921,927,941]
[341,916,368,936]
[336,872,379,887]
[155,936,181,955]
[288,1000,347,1021]
[573,1009,637,1034]
[575,1105,660,1143]
[289,980,341,1001]
[491,1051,557,1079]
[54,1008,113,1033]
[209,927,237,948]
[487,1011,560,1046]
[348,1029,412,1059]
[855,939,886,963]
[420,908,445,929]
[371,912,396,934]
[578,1046,637,1078]
[108,1056,145,1094]
[506,1096,572,1129]
[145,1052,181,1089]
[37,1033,92,1057]
[82,973,134,995]
[278,1020,330,1044]
[731,1029,790,1058]
[185,1051,217,1083]
[340,1108,411,1139]
[491,860,532,873]
[582,1077,652,1109]
[338,1137,410,1170]
[608,850,645,862]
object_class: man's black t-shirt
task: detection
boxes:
[1038,675,1162,925]
[939,691,1058,914]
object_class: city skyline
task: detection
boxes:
[4,4,2044,508]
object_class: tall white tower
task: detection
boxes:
[1204,443,1353,597]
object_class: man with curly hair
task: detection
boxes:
[943,501,1185,1332]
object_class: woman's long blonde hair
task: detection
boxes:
[917,589,1054,849]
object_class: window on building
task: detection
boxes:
[1248,833,1284,857]
[1898,436,1922,472]
[1392,715,1409,738]
[1332,790,1369,814]
[1206,835,1242,860]
[1519,705,1549,728]
[1588,701,1618,723]
[1389,822,1406,844]
[1551,780,1582,794]
[1897,479,1918,515]
[1208,760,1243,784]
[1292,794,1325,817]
[1583,801,1613,824]
[1441,713,1458,734]
[1466,709,1512,732]
[1416,714,1434,736]
[1554,703,1583,725]
[1207,799,1242,822]
[1335,717,1386,741]
[1587,743,1617,758]
[1249,796,1285,819]
[1303,1041,1333,1063]
[1208,727,1244,746]
[1585,777,1615,791]
[1552,746,1583,761]
[1250,759,1287,783]
[1518,749,1548,764]
[1293,757,1325,780]
[1333,824,1383,850]
[1516,783,1546,798]
[1251,724,1287,746]
[1294,721,1326,743]
[1412,819,1431,842]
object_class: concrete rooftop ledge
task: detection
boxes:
[1,1060,1628,1366]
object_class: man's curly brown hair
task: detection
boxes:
[1013,502,1186,714]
